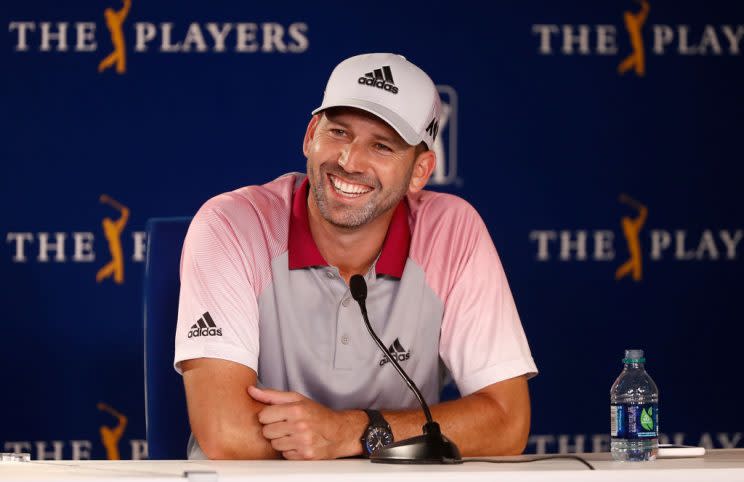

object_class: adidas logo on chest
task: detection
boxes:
[379,338,411,366]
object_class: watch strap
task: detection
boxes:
[364,409,386,427]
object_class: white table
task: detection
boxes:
[2,449,743,481]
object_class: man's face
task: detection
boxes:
[304,108,419,229]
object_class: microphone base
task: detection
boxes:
[370,423,462,464]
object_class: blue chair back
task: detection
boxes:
[143,217,192,459]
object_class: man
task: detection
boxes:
[175,53,537,460]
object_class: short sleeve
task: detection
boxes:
[174,201,261,374]
[438,204,537,396]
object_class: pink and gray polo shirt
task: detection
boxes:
[175,173,537,457]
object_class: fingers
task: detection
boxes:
[282,449,301,460]
[261,421,294,440]
[248,386,308,426]
[257,402,304,424]
[270,433,307,452]
[248,386,304,405]
[261,420,316,456]
[268,434,318,460]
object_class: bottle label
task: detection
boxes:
[610,403,658,439]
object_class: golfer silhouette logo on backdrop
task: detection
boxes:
[96,195,129,285]
[98,0,131,74]
[615,194,648,282]
[97,402,128,460]
[618,0,650,77]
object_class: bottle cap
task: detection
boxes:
[623,348,645,363]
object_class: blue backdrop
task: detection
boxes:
[2,0,742,459]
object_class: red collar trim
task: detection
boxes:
[287,178,411,278]
[374,200,411,278]
[288,178,327,269]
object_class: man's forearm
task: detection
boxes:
[182,359,281,460]
[343,378,531,458]
[384,392,529,456]
[195,400,282,460]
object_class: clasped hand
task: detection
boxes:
[247,386,359,460]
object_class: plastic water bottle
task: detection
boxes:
[610,349,659,461]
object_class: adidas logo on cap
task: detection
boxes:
[379,338,411,366]
[188,312,223,338]
[358,65,399,94]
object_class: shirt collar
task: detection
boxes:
[288,177,410,278]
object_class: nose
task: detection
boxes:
[338,142,365,173]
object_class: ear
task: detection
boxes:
[303,115,321,158]
[408,149,436,193]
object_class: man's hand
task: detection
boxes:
[247,386,365,460]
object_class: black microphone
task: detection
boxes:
[349,274,461,464]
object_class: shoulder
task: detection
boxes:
[198,173,299,223]
[408,189,482,226]
[407,190,492,300]
[407,189,486,248]
[181,173,302,295]
[191,173,300,239]
[186,173,302,261]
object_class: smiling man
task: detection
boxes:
[175,53,538,460]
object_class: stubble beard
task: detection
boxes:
[308,161,412,229]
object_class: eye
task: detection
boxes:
[329,128,347,137]
[375,143,393,152]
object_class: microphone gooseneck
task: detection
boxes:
[349,274,461,464]
[349,275,434,425]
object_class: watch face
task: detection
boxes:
[365,426,394,454]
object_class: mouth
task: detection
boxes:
[327,173,374,199]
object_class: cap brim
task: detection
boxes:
[312,98,422,147]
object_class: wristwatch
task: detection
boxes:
[361,409,394,456]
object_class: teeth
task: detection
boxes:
[330,175,372,196]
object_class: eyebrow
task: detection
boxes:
[324,116,408,149]
[324,116,351,129]
[372,133,407,148]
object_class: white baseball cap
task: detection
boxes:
[312,53,441,149]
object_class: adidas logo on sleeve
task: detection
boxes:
[358,65,398,94]
[188,312,223,338]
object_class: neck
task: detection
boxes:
[307,197,395,284]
